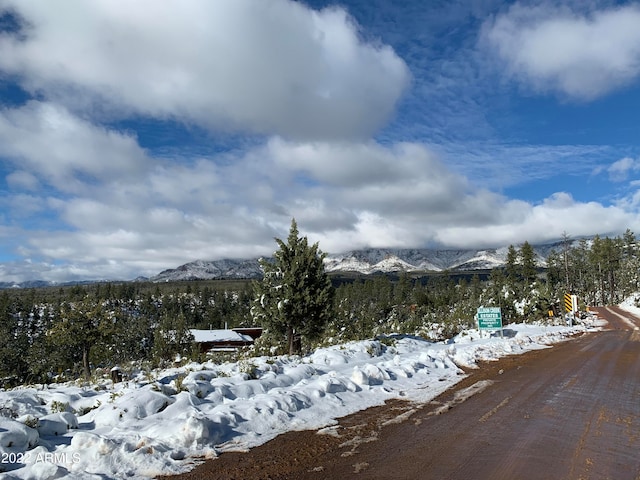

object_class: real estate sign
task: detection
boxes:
[477,307,502,330]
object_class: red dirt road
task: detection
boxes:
[163,308,640,480]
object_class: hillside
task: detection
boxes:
[149,243,560,282]
[0,242,567,288]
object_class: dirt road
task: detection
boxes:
[163,307,640,480]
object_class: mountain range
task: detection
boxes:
[0,242,568,289]
[149,242,565,282]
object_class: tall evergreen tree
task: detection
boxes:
[545,249,563,294]
[560,231,572,292]
[49,297,108,378]
[619,229,639,297]
[519,241,537,287]
[251,219,333,355]
[0,293,29,385]
[570,239,592,301]
[589,235,622,305]
[152,310,194,363]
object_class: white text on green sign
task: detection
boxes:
[477,307,502,329]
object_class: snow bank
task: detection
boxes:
[618,295,640,324]
[0,319,598,479]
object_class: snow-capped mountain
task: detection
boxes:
[322,248,515,273]
[0,244,560,288]
[152,259,264,282]
[0,242,564,288]
[149,244,555,282]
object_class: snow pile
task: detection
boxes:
[618,296,640,320]
[0,320,598,479]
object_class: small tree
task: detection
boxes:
[251,219,334,355]
[152,310,194,364]
[0,293,29,386]
[519,241,538,287]
[49,297,108,379]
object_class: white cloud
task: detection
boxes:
[4,134,640,282]
[481,3,640,100]
[4,132,640,282]
[2,1,640,284]
[0,0,409,140]
[607,156,640,182]
[249,140,640,252]
[268,139,480,227]
[6,170,39,190]
[435,192,638,247]
[4,193,45,218]
[0,101,149,193]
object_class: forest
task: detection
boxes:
[0,230,638,387]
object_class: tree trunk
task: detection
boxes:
[287,325,294,356]
[287,326,301,355]
[82,345,91,379]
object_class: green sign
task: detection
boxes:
[477,307,502,329]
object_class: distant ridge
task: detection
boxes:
[0,279,106,290]
[148,242,563,282]
[152,258,263,282]
[0,242,569,288]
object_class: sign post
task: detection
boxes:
[564,293,578,326]
[476,307,503,337]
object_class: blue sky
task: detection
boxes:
[1,0,640,282]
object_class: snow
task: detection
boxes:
[0,318,602,479]
[321,248,507,274]
[323,255,374,273]
[189,329,253,343]
[616,296,640,329]
[371,256,417,273]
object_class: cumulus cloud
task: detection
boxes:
[5,134,640,282]
[5,193,45,218]
[607,157,640,182]
[231,140,640,253]
[0,101,149,193]
[262,139,506,239]
[0,100,637,282]
[2,1,640,283]
[481,3,640,100]
[6,170,39,190]
[0,0,409,140]
[435,192,637,248]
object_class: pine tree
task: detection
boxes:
[152,310,194,364]
[560,231,572,293]
[520,241,537,287]
[571,239,592,303]
[619,229,639,297]
[505,245,519,284]
[589,235,622,305]
[49,296,108,379]
[545,249,562,293]
[251,219,333,355]
[0,293,29,386]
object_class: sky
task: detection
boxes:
[1,0,640,282]
[0,319,599,479]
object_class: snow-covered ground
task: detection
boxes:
[0,318,605,480]
[618,295,640,325]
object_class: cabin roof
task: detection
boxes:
[189,329,253,343]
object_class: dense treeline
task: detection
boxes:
[1,230,639,386]
[0,282,253,386]
[545,231,640,306]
